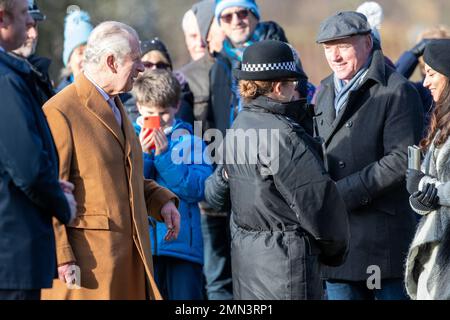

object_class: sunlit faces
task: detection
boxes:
[137,103,179,130]
[322,34,373,83]
[12,19,38,58]
[1,0,33,51]
[114,36,145,93]
[424,63,449,103]
[278,80,298,102]
[184,15,206,61]
[207,18,226,54]
[141,50,171,70]
[68,45,87,78]
[219,6,258,46]
[266,79,298,103]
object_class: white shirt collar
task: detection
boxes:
[84,71,112,102]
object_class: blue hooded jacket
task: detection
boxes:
[134,119,212,265]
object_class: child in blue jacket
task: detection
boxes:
[132,69,212,300]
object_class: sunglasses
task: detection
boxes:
[283,80,299,89]
[220,9,250,24]
[143,61,170,69]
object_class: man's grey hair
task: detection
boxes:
[181,9,197,33]
[84,21,139,72]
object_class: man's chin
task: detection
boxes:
[229,33,250,46]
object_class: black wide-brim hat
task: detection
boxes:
[233,40,306,81]
[424,39,450,79]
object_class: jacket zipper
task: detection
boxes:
[189,211,193,247]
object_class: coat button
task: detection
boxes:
[339,161,346,169]
[346,121,353,128]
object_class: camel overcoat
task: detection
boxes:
[41,74,178,300]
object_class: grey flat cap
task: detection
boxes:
[316,11,371,43]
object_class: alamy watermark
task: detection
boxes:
[169,121,281,174]
[366,265,381,290]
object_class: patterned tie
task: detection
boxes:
[108,97,122,127]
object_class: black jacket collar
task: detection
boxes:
[0,50,32,75]
[245,95,309,120]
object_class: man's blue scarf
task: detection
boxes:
[333,53,373,117]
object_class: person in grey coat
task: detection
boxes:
[225,40,350,300]
[404,39,450,300]
[314,11,424,300]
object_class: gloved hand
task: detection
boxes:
[410,183,440,212]
[411,38,432,57]
[406,169,425,194]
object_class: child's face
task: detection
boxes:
[138,103,178,130]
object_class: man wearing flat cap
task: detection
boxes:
[314,11,424,300]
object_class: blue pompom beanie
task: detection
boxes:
[215,0,260,24]
[63,10,94,66]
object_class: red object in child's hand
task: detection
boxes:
[143,116,160,130]
[143,116,160,150]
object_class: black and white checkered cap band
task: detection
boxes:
[241,61,296,72]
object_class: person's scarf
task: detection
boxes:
[222,23,267,63]
[333,53,373,117]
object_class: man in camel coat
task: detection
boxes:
[41,21,181,300]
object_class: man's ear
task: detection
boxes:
[365,34,373,50]
[106,54,118,73]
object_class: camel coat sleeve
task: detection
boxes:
[44,107,76,265]
[143,179,179,222]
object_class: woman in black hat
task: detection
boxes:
[223,40,350,300]
[405,39,450,300]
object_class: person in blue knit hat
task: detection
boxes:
[215,0,260,25]
[56,8,93,92]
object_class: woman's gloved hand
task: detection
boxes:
[406,169,426,194]
[410,183,440,212]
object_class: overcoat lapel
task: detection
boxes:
[114,96,134,158]
[75,74,126,151]
[318,78,359,145]
[316,79,337,144]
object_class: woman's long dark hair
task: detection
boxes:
[420,77,450,149]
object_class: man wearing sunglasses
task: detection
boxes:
[210,0,289,137]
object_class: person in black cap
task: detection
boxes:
[314,11,424,300]
[395,26,450,129]
[10,0,54,106]
[222,40,350,300]
[404,39,450,300]
[122,37,194,125]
